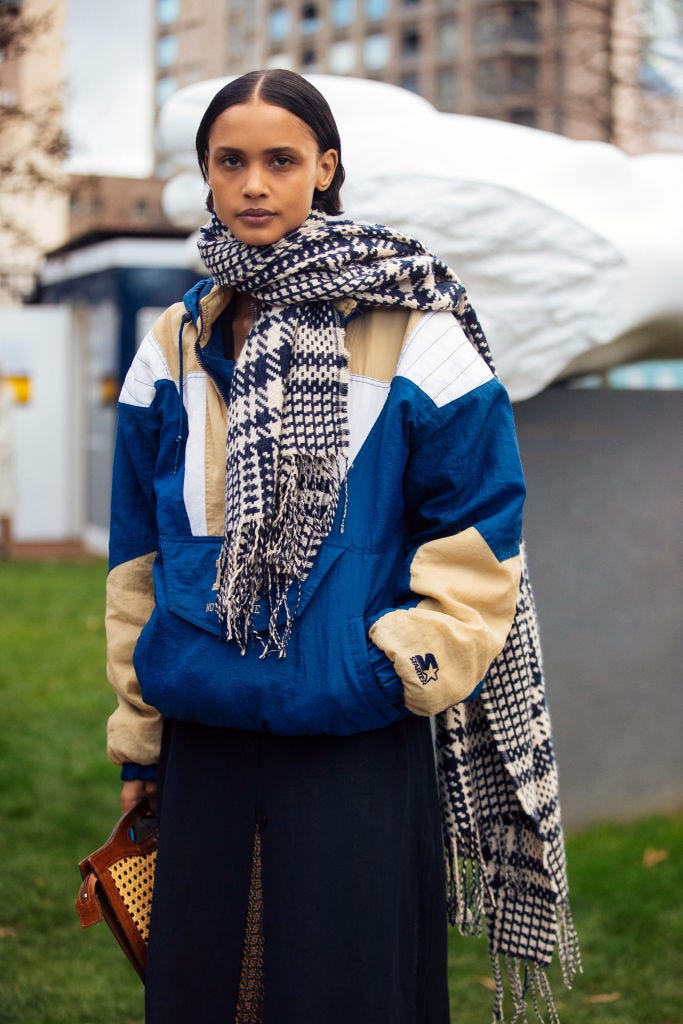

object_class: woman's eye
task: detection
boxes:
[272,155,292,168]
[221,155,242,168]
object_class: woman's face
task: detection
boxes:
[205,99,338,246]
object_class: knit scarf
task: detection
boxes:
[198,211,581,1021]
[197,210,467,655]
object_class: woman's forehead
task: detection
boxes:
[207,100,318,151]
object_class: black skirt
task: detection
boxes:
[145,715,450,1024]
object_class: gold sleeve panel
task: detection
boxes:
[369,528,521,716]
[105,552,163,766]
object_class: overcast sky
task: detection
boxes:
[65,0,155,177]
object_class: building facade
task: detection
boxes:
[152,0,683,155]
[67,175,178,245]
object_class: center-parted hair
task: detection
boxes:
[196,69,345,216]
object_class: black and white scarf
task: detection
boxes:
[198,210,467,655]
[197,211,580,1021]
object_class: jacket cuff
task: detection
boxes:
[367,640,405,707]
[120,762,158,782]
[464,679,485,702]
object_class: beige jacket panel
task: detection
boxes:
[106,552,162,765]
[369,528,521,716]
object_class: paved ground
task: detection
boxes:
[3,539,95,560]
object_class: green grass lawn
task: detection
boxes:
[0,560,680,1023]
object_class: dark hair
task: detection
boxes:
[196,69,345,216]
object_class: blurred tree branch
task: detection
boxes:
[0,3,69,266]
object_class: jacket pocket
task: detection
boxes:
[158,536,224,636]
[346,615,409,724]
[158,534,348,637]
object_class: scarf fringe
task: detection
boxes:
[485,929,580,1024]
[555,900,583,988]
[446,830,581,1023]
[216,453,344,655]
[214,518,267,655]
[445,822,487,935]
[489,955,565,1024]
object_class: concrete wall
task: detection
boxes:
[514,388,682,829]
[0,306,85,543]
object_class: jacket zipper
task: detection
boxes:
[194,338,232,408]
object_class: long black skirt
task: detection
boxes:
[145,715,450,1024]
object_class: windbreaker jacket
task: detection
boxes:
[106,279,525,768]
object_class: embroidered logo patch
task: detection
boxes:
[410,653,439,685]
[212,557,221,592]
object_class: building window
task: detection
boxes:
[436,20,459,58]
[157,34,178,68]
[401,29,420,60]
[156,76,177,106]
[301,3,320,33]
[510,2,539,43]
[508,56,538,92]
[437,69,457,109]
[332,0,355,27]
[330,40,356,74]
[157,0,179,26]
[301,48,318,67]
[366,0,388,16]
[476,57,538,99]
[509,107,537,127]
[475,14,503,49]
[363,33,390,70]
[268,7,290,42]
[476,60,501,99]
[400,73,419,93]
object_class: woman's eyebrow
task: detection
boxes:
[212,145,300,156]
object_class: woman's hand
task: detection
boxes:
[120,779,158,815]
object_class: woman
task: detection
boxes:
[106,70,576,1024]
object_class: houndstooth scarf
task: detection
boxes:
[197,211,580,1021]
[436,304,581,1021]
[198,210,467,655]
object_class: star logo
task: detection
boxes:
[410,653,440,685]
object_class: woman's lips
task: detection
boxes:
[238,209,276,227]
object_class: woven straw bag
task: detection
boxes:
[75,798,158,981]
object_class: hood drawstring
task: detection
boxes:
[174,311,193,474]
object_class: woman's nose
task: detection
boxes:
[243,166,268,198]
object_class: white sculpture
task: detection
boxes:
[158,76,683,400]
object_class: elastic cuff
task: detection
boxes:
[367,640,405,707]
[121,762,158,782]
[464,678,485,702]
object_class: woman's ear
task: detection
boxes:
[316,148,338,193]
